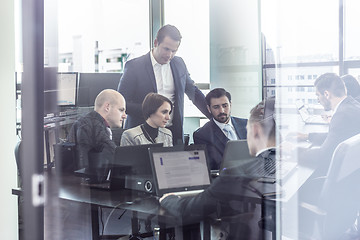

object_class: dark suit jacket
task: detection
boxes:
[67,111,118,182]
[111,127,124,146]
[193,117,248,170]
[160,149,275,239]
[118,52,211,144]
[300,96,360,175]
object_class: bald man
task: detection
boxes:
[68,89,127,176]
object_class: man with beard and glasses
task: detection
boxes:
[193,88,247,170]
[288,73,360,175]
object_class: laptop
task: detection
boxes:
[112,143,163,175]
[149,145,212,197]
[218,140,297,183]
[111,143,163,191]
[245,149,298,183]
[220,140,254,171]
[75,143,163,190]
[208,140,254,177]
[295,100,328,125]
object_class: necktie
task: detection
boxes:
[223,124,237,140]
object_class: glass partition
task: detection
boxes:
[16,0,360,239]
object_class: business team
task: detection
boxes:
[66,24,360,239]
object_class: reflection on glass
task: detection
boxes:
[264,66,339,106]
[58,0,149,72]
[262,0,339,64]
[164,0,209,83]
[344,0,360,60]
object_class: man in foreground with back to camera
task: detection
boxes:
[193,88,248,170]
[287,73,360,175]
[159,98,277,240]
[118,24,211,145]
[67,89,127,178]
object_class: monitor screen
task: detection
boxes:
[77,73,122,107]
[57,72,78,106]
[44,67,58,115]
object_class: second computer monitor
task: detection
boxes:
[77,72,122,107]
[57,72,78,107]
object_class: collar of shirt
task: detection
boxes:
[150,49,163,68]
[332,96,347,116]
[213,117,236,134]
[100,116,112,139]
[103,118,110,128]
[256,147,276,157]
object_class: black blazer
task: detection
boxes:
[118,52,211,144]
[160,149,275,239]
[301,96,360,174]
[193,117,248,170]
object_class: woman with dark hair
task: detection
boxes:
[120,93,173,146]
[341,74,360,102]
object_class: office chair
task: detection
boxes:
[298,133,360,239]
[184,134,190,146]
[203,199,265,240]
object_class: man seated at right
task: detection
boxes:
[288,73,360,175]
[193,88,247,170]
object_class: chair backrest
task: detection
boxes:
[322,133,360,198]
[318,133,360,239]
[14,141,22,171]
[14,140,22,187]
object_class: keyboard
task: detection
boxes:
[253,159,278,178]
[44,116,66,124]
[250,159,297,180]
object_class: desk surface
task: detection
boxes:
[58,174,176,223]
[278,114,328,137]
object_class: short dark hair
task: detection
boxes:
[341,74,360,98]
[142,93,173,120]
[314,73,346,97]
[249,97,276,141]
[205,88,232,106]
[156,25,182,44]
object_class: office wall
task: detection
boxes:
[0,0,19,239]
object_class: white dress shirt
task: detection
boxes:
[213,117,239,140]
[150,51,175,126]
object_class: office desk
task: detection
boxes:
[277,114,328,137]
[58,173,194,240]
[13,160,316,240]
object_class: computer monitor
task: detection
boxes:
[44,67,59,115]
[57,72,78,106]
[77,73,122,107]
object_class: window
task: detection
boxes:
[57,0,150,72]
[164,0,209,83]
[344,0,360,60]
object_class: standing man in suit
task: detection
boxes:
[193,88,248,170]
[289,73,360,175]
[118,24,211,145]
